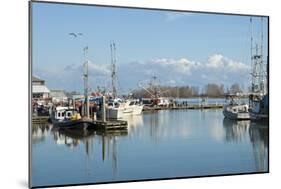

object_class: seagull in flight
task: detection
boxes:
[69,32,83,38]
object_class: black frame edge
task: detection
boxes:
[28,1,33,188]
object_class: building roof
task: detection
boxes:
[32,76,44,82]
[33,85,50,93]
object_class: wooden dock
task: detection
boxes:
[91,120,128,130]
[96,128,128,136]
[34,115,127,130]
[32,116,50,124]
[143,104,223,111]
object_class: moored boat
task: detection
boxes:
[123,99,144,115]
[223,94,250,120]
[51,106,92,129]
[107,99,143,119]
[249,94,268,121]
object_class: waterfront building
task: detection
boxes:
[50,89,68,103]
[32,76,50,100]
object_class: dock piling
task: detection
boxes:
[101,96,106,122]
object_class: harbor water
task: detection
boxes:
[31,108,268,187]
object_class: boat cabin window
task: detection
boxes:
[129,101,135,106]
[66,112,72,118]
[62,112,65,117]
[58,112,61,117]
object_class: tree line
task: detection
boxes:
[132,83,245,98]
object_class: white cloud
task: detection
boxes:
[34,62,111,92]
[167,79,176,85]
[201,74,207,79]
[205,54,249,72]
[151,58,200,74]
[87,61,110,76]
[147,55,249,75]
[165,12,194,22]
[34,54,251,93]
[206,54,224,68]
[118,54,250,91]
[62,62,110,77]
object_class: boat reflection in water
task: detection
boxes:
[223,119,251,142]
[51,126,128,177]
[121,114,144,131]
[32,124,52,145]
[223,118,268,172]
[51,127,96,149]
[32,109,268,187]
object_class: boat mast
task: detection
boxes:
[83,46,89,118]
[110,41,117,98]
[152,76,159,98]
[260,17,264,94]
[250,17,253,92]
[250,17,266,95]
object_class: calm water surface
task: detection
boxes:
[32,109,268,187]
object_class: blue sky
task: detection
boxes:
[32,2,268,94]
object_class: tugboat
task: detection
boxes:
[223,94,250,120]
[51,107,91,129]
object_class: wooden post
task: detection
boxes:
[102,135,106,161]
[93,112,97,121]
[102,96,106,122]
[86,95,89,118]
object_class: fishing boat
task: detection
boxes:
[107,99,124,119]
[223,94,250,120]
[248,17,268,121]
[51,106,91,129]
[249,94,269,121]
[107,99,144,119]
[123,99,144,115]
[106,42,144,119]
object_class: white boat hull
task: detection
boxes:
[223,104,250,120]
[107,108,124,119]
[123,105,143,115]
[132,105,143,115]
[107,99,144,119]
[223,109,250,120]
[107,105,143,119]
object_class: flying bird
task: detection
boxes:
[68,32,83,38]
[69,33,77,37]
